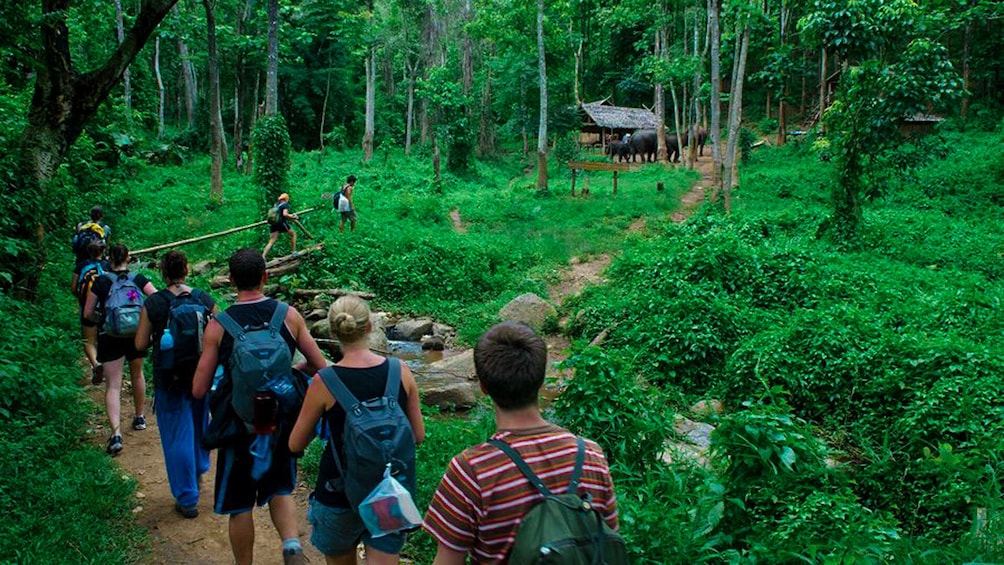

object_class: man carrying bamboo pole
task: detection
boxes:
[263,193,299,259]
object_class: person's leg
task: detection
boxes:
[128,356,146,422]
[288,229,297,254]
[339,214,346,233]
[325,553,357,565]
[363,546,400,565]
[156,387,199,509]
[268,494,299,541]
[229,511,256,565]
[82,325,98,371]
[263,232,279,258]
[103,356,126,437]
[349,214,356,232]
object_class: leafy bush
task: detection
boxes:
[253,115,292,209]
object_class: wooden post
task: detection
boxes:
[657,182,664,192]
[613,171,618,195]
[570,168,577,196]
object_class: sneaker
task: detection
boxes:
[282,548,306,565]
[107,435,123,456]
[174,501,199,519]
[132,415,147,431]
[91,364,104,385]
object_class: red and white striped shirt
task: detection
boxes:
[422,424,619,563]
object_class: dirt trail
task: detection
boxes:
[94,161,710,565]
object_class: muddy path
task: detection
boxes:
[96,160,709,564]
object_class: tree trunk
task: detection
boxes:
[961,19,971,121]
[155,36,165,139]
[405,59,415,155]
[478,61,496,156]
[204,0,224,201]
[708,0,723,193]
[818,46,827,131]
[5,0,179,297]
[319,70,331,160]
[362,43,376,161]
[115,0,132,126]
[655,28,668,163]
[265,0,279,116]
[722,20,750,212]
[234,0,252,172]
[178,37,197,129]
[535,0,549,192]
[574,37,584,106]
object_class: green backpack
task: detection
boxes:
[489,437,630,565]
[267,204,281,224]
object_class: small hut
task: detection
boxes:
[579,100,659,148]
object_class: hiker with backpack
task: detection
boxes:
[134,250,218,519]
[192,248,329,565]
[71,239,108,384]
[263,193,298,260]
[72,205,110,267]
[336,175,356,233]
[83,243,157,457]
[423,322,626,564]
[288,295,425,565]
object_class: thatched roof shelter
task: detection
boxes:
[581,101,659,134]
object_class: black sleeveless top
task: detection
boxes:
[314,358,410,507]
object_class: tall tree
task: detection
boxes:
[708,0,723,190]
[535,0,549,191]
[5,0,180,296]
[204,0,224,200]
[115,0,132,126]
[265,0,279,116]
[154,35,165,138]
[722,12,751,206]
[362,0,376,161]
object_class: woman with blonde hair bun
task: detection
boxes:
[289,295,425,565]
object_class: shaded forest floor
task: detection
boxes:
[90,157,710,565]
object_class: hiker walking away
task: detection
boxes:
[71,240,108,384]
[83,243,156,456]
[423,322,624,564]
[192,248,328,565]
[263,193,298,259]
[337,175,356,233]
[72,205,111,267]
[289,295,426,565]
[135,250,217,519]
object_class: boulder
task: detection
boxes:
[690,399,724,417]
[393,318,434,341]
[305,308,328,322]
[421,335,446,351]
[191,260,215,276]
[368,313,389,353]
[432,323,455,337]
[660,415,715,467]
[415,351,480,409]
[310,319,330,340]
[498,293,557,330]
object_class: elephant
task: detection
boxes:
[682,128,707,157]
[629,129,658,163]
[605,140,632,162]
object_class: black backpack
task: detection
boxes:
[72,222,105,261]
[155,290,210,391]
[75,260,105,306]
[489,437,629,565]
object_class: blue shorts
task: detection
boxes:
[307,498,406,557]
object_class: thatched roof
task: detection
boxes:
[581,101,659,131]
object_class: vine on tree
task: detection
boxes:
[252,115,292,210]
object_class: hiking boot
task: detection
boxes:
[174,501,199,519]
[91,364,104,385]
[107,435,123,456]
[282,548,306,565]
[132,415,147,431]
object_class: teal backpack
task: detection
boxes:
[489,437,629,565]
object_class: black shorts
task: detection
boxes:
[96,334,147,363]
[270,222,291,234]
[213,434,296,515]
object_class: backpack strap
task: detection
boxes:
[317,365,362,413]
[383,358,402,407]
[213,310,245,340]
[267,301,289,338]
[489,436,586,498]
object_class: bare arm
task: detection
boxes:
[192,320,223,399]
[432,546,467,565]
[400,362,425,444]
[83,290,99,321]
[289,376,333,453]
[141,281,157,296]
[287,308,328,374]
[135,306,153,351]
[70,273,79,296]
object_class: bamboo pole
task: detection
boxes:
[132,207,318,255]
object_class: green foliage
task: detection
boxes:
[253,115,292,209]
[553,347,672,471]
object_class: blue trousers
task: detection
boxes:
[155,386,211,507]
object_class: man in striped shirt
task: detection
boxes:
[423,321,619,564]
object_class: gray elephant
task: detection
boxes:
[605,140,632,162]
[683,128,707,157]
[629,129,658,163]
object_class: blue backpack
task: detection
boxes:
[102,272,144,337]
[155,290,210,390]
[317,360,416,509]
